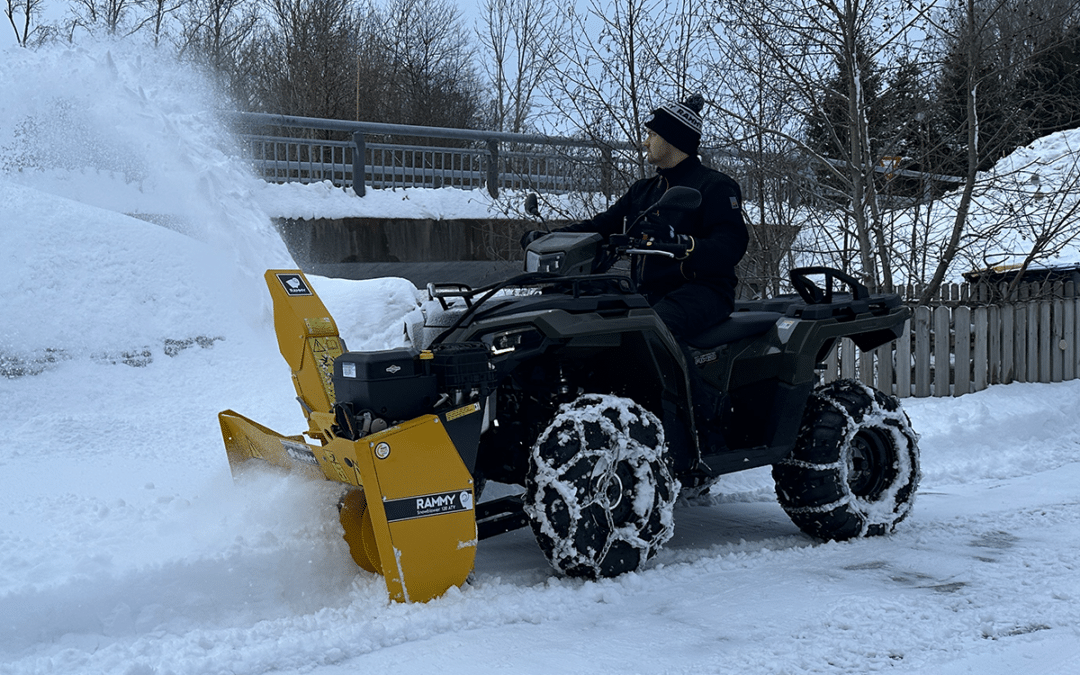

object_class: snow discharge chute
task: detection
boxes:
[219,270,478,603]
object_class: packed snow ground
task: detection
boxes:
[4,42,1080,675]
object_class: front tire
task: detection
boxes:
[524,394,678,579]
[773,379,920,540]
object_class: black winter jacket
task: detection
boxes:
[560,156,749,304]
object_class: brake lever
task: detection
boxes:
[626,248,677,258]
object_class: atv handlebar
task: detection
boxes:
[608,234,688,259]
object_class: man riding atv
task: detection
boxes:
[219,101,919,604]
[522,94,749,426]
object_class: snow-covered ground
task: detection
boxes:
[4,42,1080,675]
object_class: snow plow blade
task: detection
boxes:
[217,270,477,603]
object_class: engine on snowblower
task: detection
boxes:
[330,343,496,442]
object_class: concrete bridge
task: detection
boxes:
[275,215,569,288]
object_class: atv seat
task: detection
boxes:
[686,311,783,349]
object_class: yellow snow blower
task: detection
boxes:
[219,270,483,603]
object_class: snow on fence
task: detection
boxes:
[820,280,1080,398]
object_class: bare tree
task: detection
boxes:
[132,0,185,45]
[543,0,712,190]
[67,0,146,36]
[251,0,360,120]
[712,0,939,292]
[176,0,260,103]
[477,0,563,134]
[5,0,50,45]
[950,138,1080,300]
[381,0,483,129]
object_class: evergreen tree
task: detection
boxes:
[1017,23,1080,138]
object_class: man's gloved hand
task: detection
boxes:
[639,223,694,260]
[520,230,546,249]
[672,234,694,259]
[639,221,676,243]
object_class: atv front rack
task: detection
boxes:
[426,272,636,346]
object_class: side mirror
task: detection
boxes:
[525,193,541,218]
[649,186,701,213]
[627,186,702,233]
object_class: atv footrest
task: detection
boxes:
[476,495,529,539]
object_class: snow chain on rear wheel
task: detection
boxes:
[773,379,920,541]
[524,394,679,579]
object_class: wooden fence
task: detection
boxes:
[820,281,1080,398]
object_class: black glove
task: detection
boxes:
[520,230,546,249]
[637,223,693,260]
[638,220,676,243]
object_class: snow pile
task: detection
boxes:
[782,127,1080,280]
[0,42,292,319]
[255,179,521,220]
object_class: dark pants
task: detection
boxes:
[650,283,733,432]
[651,282,734,341]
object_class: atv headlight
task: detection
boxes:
[525,250,565,274]
[485,327,543,355]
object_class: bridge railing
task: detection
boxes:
[228,112,639,198]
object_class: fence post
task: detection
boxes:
[915,307,931,397]
[988,305,1001,384]
[841,339,856,379]
[823,341,838,384]
[934,306,951,396]
[352,131,366,197]
[1028,301,1039,382]
[601,146,614,198]
[1075,291,1080,378]
[486,140,500,198]
[954,305,971,396]
[1065,282,1077,381]
[859,346,874,387]
[876,341,894,395]
[896,317,912,398]
[974,306,988,391]
[1053,285,1065,382]
[1002,304,1015,384]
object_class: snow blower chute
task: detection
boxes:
[219,270,490,603]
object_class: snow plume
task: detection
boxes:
[0,41,294,366]
[0,42,293,306]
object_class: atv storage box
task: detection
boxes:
[333,349,437,420]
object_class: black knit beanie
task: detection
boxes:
[644,94,705,156]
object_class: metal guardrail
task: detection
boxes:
[228,112,638,198]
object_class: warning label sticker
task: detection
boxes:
[308,336,343,399]
[383,490,474,523]
[444,402,480,422]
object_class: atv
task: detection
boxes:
[219,187,919,603]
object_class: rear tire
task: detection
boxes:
[773,379,920,540]
[524,394,678,579]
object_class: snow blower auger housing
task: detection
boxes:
[219,271,494,603]
[220,188,919,604]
